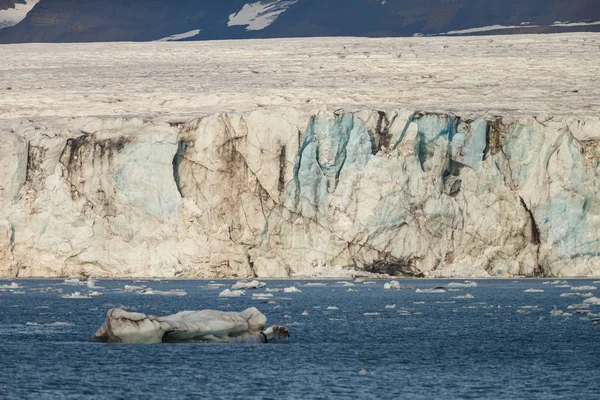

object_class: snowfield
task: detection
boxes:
[0,34,599,279]
[0,33,598,120]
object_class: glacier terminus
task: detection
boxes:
[0,34,599,279]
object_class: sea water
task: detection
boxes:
[1,279,599,399]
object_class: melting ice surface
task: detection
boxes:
[1,279,600,399]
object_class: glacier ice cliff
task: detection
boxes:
[1,109,599,278]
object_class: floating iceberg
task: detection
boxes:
[453,294,475,299]
[523,289,544,293]
[63,278,86,285]
[561,292,593,298]
[571,286,597,291]
[92,307,289,344]
[584,297,600,305]
[0,282,20,289]
[219,289,245,297]
[232,280,266,290]
[447,282,478,289]
[384,281,401,290]
[61,291,91,299]
[138,289,187,296]
[416,288,446,293]
[283,286,302,293]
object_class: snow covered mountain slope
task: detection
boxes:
[0,0,38,29]
[0,0,599,43]
[0,34,599,278]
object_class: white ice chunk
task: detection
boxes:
[92,307,289,344]
[561,292,593,298]
[326,306,339,310]
[61,291,91,299]
[571,286,597,291]
[283,286,302,293]
[232,280,266,290]
[584,297,600,305]
[63,278,86,285]
[0,282,20,289]
[219,289,246,297]
[139,289,187,296]
[89,291,103,297]
[416,288,446,293]
[124,285,145,291]
[523,289,544,293]
[385,304,396,309]
[453,294,474,299]
[384,280,401,290]
[447,281,478,289]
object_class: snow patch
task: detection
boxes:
[0,0,39,30]
[156,29,201,42]
[228,1,298,31]
[442,24,538,35]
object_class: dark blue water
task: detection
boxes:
[1,279,599,399]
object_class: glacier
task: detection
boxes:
[0,34,599,278]
[1,110,599,278]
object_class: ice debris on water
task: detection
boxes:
[301,310,310,316]
[0,282,20,289]
[523,289,544,293]
[304,283,328,287]
[571,286,597,291]
[89,291,103,297]
[561,292,593,298]
[383,280,401,290]
[359,369,368,377]
[326,306,339,310]
[416,288,446,293]
[543,280,568,285]
[583,297,600,305]
[447,281,478,289]
[139,289,187,296]
[232,280,266,290]
[385,304,396,309]
[550,308,571,317]
[283,286,302,293]
[453,294,475,299]
[219,289,245,297]
[61,291,91,299]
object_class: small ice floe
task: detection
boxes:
[383,280,401,290]
[416,288,446,293]
[206,283,225,289]
[555,285,571,288]
[304,282,328,287]
[550,308,571,317]
[346,288,359,292]
[447,281,478,289]
[359,369,368,377]
[385,304,396,309]
[87,278,102,289]
[124,285,145,292]
[337,281,355,287]
[232,280,266,290]
[326,306,339,310]
[571,286,597,291]
[0,282,20,289]
[301,310,310,316]
[583,297,600,305]
[453,294,474,299]
[364,312,380,316]
[561,292,593,298]
[283,286,302,293]
[543,280,568,285]
[139,289,187,296]
[63,278,86,285]
[89,291,103,297]
[252,293,273,298]
[26,322,73,327]
[219,289,245,297]
[413,301,426,305]
[265,288,280,293]
[61,291,91,299]
[523,289,544,293]
[362,281,377,285]
[567,304,590,310]
[397,309,411,316]
[594,281,600,284]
